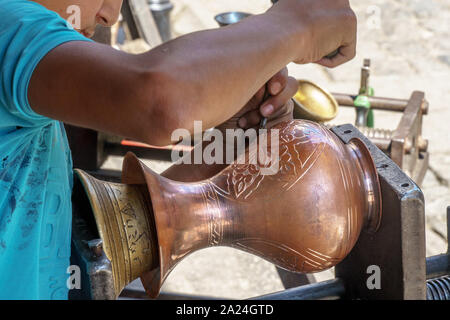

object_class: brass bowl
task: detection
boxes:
[293,80,339,122]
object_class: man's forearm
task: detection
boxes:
[29,0,356,147]
[29,12,299,146]
[135,12,300,136]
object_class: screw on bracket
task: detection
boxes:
[87,239,104,258]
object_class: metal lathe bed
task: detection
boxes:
[68,122,449,300]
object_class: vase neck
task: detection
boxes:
[346,139,382,233]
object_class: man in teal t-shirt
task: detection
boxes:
[0,0,357,299]
[0,1,92,300]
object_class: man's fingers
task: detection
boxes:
[316,43,356,68]
[266,100,294,128]
[260,77,298,117]
[237,70,295,129]
[240,99,294,130]
[239,109,263,129]
[268,67,289,95]
[316,10,357,68]
[267,97,294,120]
[254,85,266,102]
[316,53,347,68]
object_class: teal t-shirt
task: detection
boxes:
[0,0,92,299]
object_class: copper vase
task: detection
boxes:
[74,120,382,298]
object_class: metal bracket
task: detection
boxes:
[332,124,426,300]
[69,177,116,300]
[390,91,429,184]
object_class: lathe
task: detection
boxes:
[66,0,449,300]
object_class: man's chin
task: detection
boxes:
[80,28,96,38]
[82,31,95,38]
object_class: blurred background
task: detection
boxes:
[104,0,450,299]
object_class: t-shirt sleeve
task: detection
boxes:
[0,0,93,124]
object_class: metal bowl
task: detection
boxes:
[214,12,252,27]
[293,80,339,122]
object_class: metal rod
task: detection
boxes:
[119,289,224,300]
[250,278,345,300]
[355,108,368,127]
[332,93,429,115]
[360,59,371,95]
[447,206,450,253]
[426,254,450,280]
[369,137,391,151]
[104,142,174,162]
[148,0,173,42]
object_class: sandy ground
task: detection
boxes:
[108,0,449,299]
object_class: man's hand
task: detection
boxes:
[216,67,298,133]
[268,0,357,68]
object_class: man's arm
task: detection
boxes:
[28,0,356,146]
